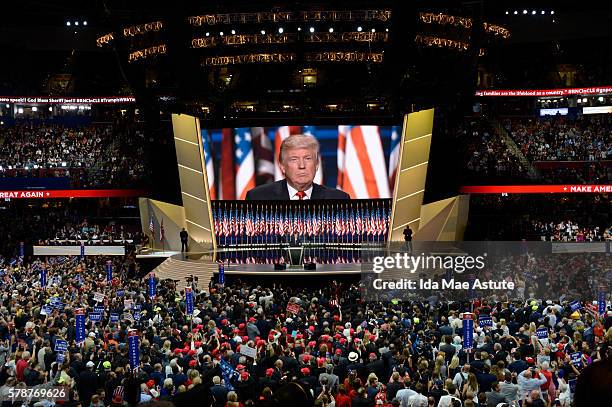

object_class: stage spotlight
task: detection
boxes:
[219,31,224,36]
[523,10,527,14]
[357,26,362,32]
[66,21,71,26]
[5,104,9,108]
[309,27,315,33]
[541,11,545,15]
[582,98,588,103]
[17,108,23,114]
[205,32,210,37]
[531,10,536,15]
[505,11,509,15]
[385,28,389,32]
[328,27,333,33]
[551,10,555,15]
[32,107,37,112]
[514,11,518,15]
[48,107,52,111]
[371,28,376,32]
[278,27,283,33]
[75,21,79,26]
[83,21,87,26]
[231,29,236,34]
[598,96,605,102]
[297,27,302,31]
[261,29,266,34]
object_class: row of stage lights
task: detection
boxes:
[66,21,88,26]
[506,10,554,15]
[203,26,388,36]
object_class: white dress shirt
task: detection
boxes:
[287,183,313,200]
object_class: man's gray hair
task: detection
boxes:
[279,134,320,163]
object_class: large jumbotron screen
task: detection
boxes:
[201,125,400,200]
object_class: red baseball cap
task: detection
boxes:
[300,367,310,375]
[189,359,197,367]
[335,348,342,355]
[265,368,274,377]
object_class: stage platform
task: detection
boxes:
[136,250,180,259]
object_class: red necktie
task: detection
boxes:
[295,191,307,200]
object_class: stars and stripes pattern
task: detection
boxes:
[234,128,256,200]
[149,217,155,241]
[212,202,390,244]
[201,129,217,200]
[337,126,391,199]
[388,126,401,191]
[204,125,399,200]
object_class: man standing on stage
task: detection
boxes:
[403,225,413,252]
[180,228,188,252]
[246,134,350,200]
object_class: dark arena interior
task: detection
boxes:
[0,1,611,406]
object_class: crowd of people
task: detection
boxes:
[466,195,611,242]
[460,121,526,182]
[0,120,147,188]
[528,220,612,242]
[0,253,609,407]
[0,200,142,257]
[504,116,612,163]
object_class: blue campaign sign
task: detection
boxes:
[93,306,105,314]
[110,313,119,323]
[41,305,53,316]
[106,260,112,282]
[128,330,140,370]
[75,309,86,344]
[89,313,103,322]
[570,301,581,312]
[478,315,493,327]
[116,290,124,297]
[598,292,606,315]
[463,314,474,350]
[536,328,548,339]
[185,287,194,315]
[148,274,156,298]
[40,269,47,288]
[133,311,141,321]
[219,263,225,286]
[56,352,66,364]
[54,339,68,353]
[571,352,582,368]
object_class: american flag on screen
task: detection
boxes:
[251,127,274,184]
[234,128,256,200]
[201,130,217,200]
[388,126,401,191]
[336,126,391,199]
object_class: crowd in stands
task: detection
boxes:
[466,195,611,242]
[504,116,612,162]
[0,254,609,407]
[459,121,526,181]
[459,115,611,184]
[529,221,612,242]
[0,120,147,188]
[0,200,142,257]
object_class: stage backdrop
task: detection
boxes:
[201,125,401,200]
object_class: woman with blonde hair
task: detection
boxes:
[448,355,460,378]
[461,372,479,402]
[225,391,244,407]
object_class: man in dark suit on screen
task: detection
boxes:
[246,134,350,200]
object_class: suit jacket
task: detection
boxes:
[246,179,350,200]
